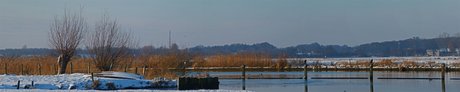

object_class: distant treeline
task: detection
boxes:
[3,35,460,58]
[186,36,460,58]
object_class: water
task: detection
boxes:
[200,71,460,92]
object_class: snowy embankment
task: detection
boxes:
[0,89,252,92]
[0,73,175,90]
[0,73,251,92]
[299,56,460,64]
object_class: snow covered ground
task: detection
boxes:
[0,89,252,92]
[293,56,460,65]
[0,73,250,92]
[0,73,175,90]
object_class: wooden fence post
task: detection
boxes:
[124,65,127,72]
[242,79,246,90]
[91,72,94,82]
[442,77,445,92]
[370,59,373,79]
[135,67,138,74]
[38,65,41,75]
[17,80,20,89]
[304,62,308,80]
[242,64,245,80]
[21,64,23,75]
[4,63,7,74]
[370,79,374,92]
[143,66,146,75]
[441,63,445,79]
[88,62,90,74]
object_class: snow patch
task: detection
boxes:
[0,73,175,90]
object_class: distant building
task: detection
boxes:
[457,48,460,56]
[426,49,434,56]
[436,49,440,56]
[427,48,457,56]
[431,48,449,56]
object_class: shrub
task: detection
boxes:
[105,81,116,90]
[84,83,89,88]
[92,80,101,89]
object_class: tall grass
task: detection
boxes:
[132,53,192,79]
[191,53,276,67]
[0,56,57,75]
[374,59,395,67]
[0,52,286,79]
[0,55,178,79]
[4,53,450,79]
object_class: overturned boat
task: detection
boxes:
[87,71,145,80]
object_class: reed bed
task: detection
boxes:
[1,54,453,79]
[0,56,57,75]
[0,53,289,79]
[191,53,288,68]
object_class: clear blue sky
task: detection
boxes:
[1,0,459,49]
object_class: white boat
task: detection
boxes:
[87,71,145,80]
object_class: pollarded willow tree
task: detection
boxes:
[49,7,87,74]
[87,11,137,71]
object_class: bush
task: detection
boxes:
[150,81,168,88]
[92,80,101,89]
[84,83,88,88]
[105,81,116,90]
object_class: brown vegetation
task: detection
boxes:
[2,54,454,79]
[0,56,93,75]
[400,60,420,67]
[451,62,460,67]
[0,52,284,79]
[191,53,276,67]
[374,59,395,67]
[131,52,194,79]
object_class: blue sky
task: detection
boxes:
[0,0,459,49]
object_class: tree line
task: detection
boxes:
[3,34,460,59]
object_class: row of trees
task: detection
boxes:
[49,7,136,74]
[357,35,460,56]
[6,34,460,61]
[185,35,460,58]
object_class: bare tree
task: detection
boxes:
[87,12,137,71]
[438,32,451,48]
[49,7,87,74]
[439,32,450,38]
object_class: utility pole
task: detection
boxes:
[169,30,171,48]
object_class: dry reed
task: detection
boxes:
[4,54,449,79]
[191,53,276,67]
